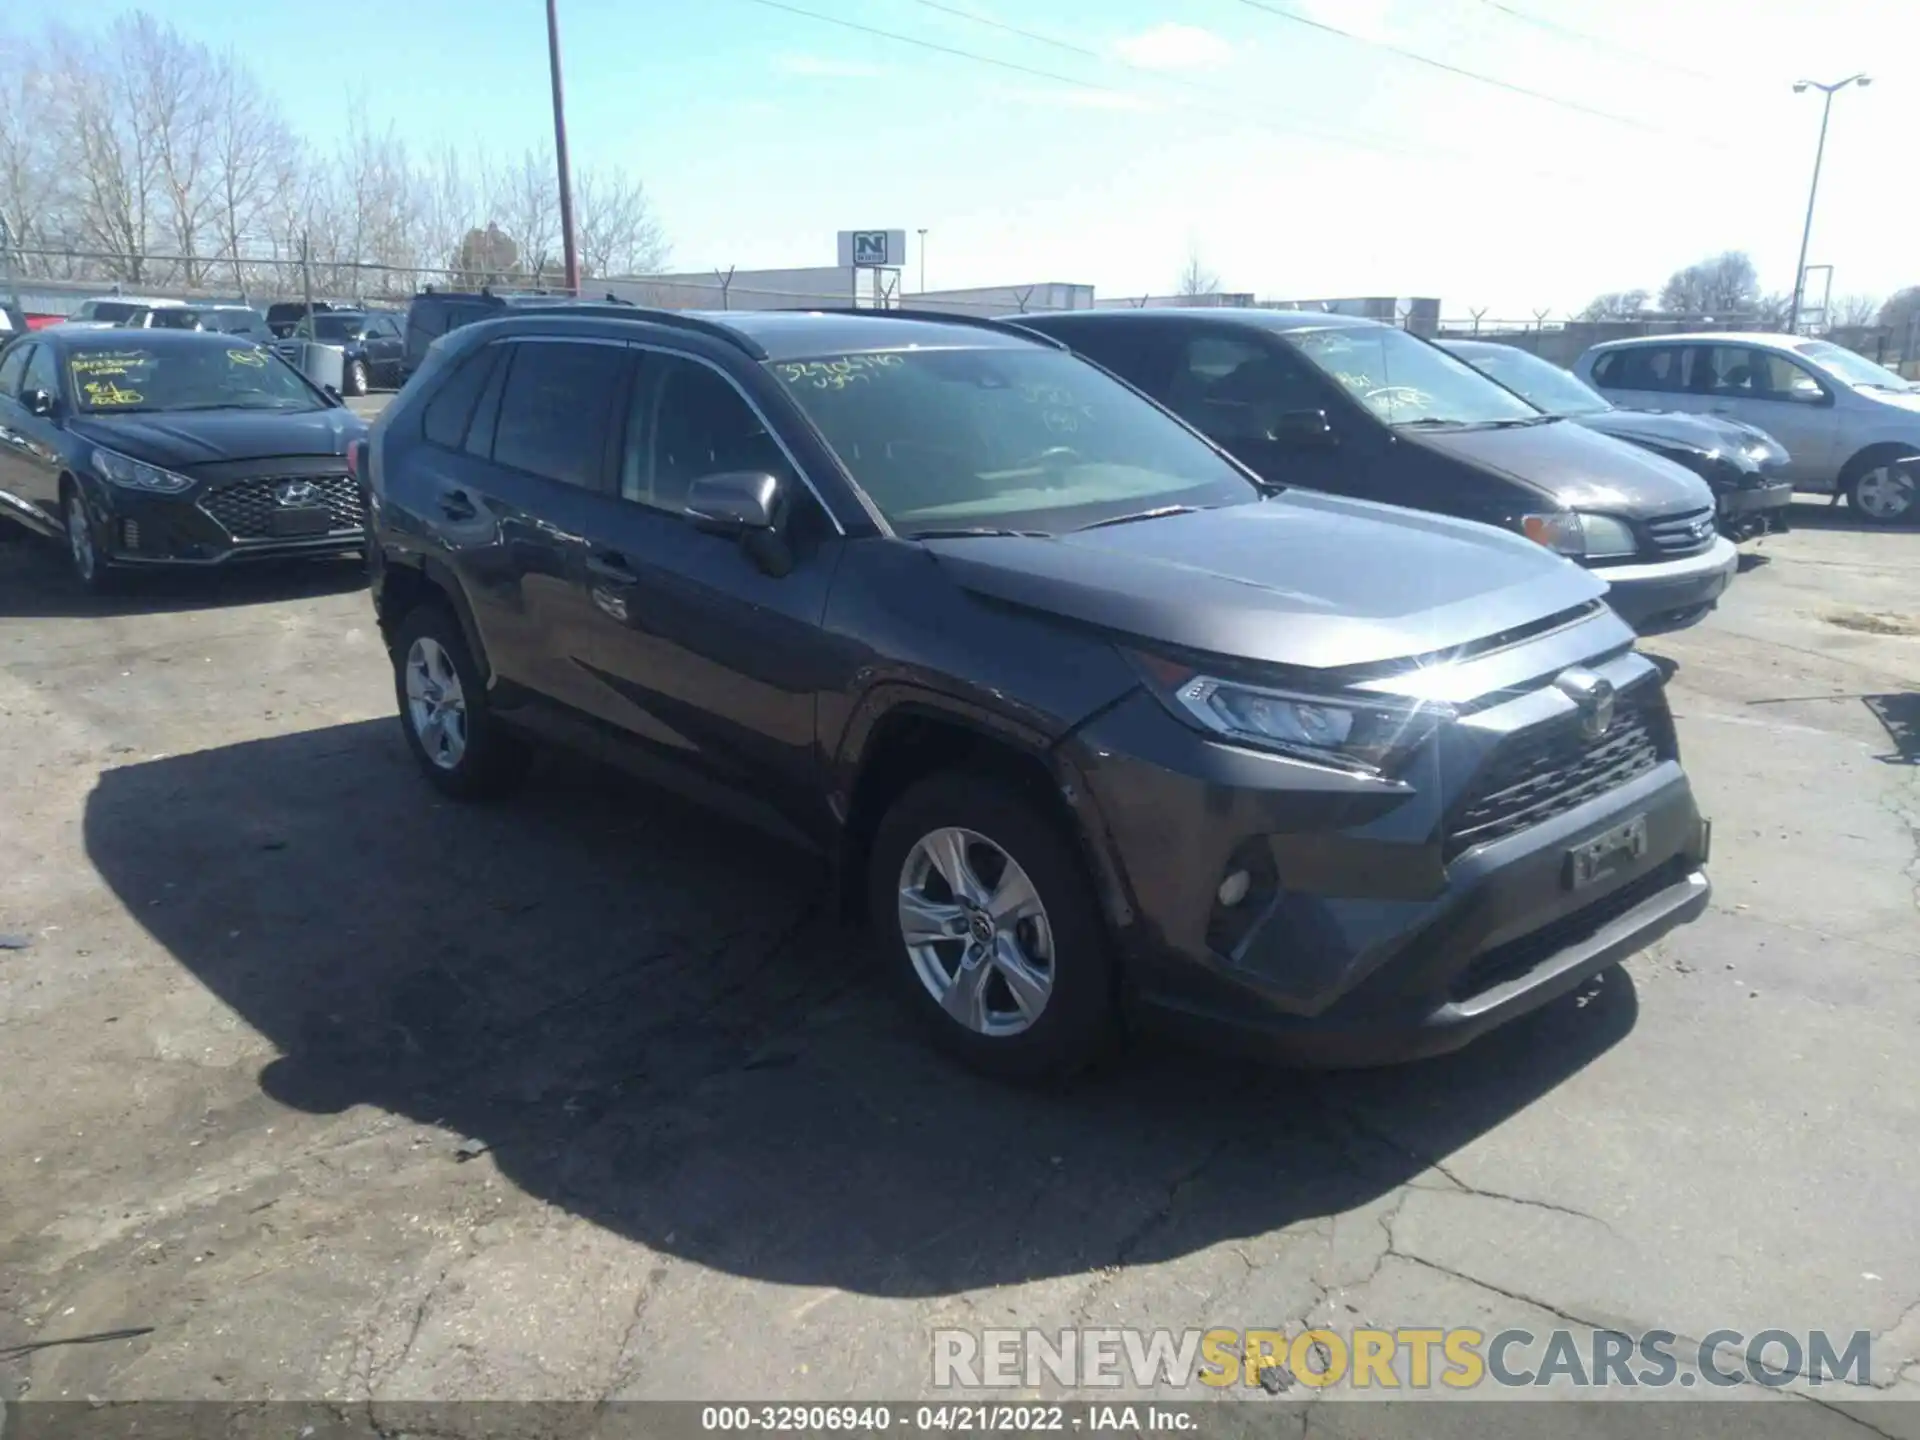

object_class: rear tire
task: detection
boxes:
[868,771,1117,1081]
[1842,451,1918,526]
[392,601,530,801]
[346,358,369,397]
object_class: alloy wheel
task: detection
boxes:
[897,826,1055,1037]
[1854,464,1915,522]
[404,636,468,769]
[66,497,96,583]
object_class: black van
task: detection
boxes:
[400,289,566,385]
[1018,309,1738,636]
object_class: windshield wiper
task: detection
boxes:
[907,526,1053,540]
[1485,415,1562,427]
[1075,504,1206,531]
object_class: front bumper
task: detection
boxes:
[83,470,366,568]
[1059,663,1710,1068]
[1717,480,1794,538]
[1590,535,1738,635]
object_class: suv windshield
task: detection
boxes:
[1287,326,1541,426]
[66,342,325,413]
[1452,345,1612,417]
[77,300,142,324]
[1793,340,1917,392]
[771,347,1264,535]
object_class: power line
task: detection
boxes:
[1470,0,1721,83]
[1227,0,1722,143]
[902,0,1446,160]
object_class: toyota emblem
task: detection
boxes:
[1554,667,1616,741]
[275,479,320,507]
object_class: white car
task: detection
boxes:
[1575,332,1920,525]
[64,295,188,327]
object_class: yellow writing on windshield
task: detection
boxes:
[776,353,904,391]
[82,380,145,406]
[70,352,149,376]
[226,347,267,367]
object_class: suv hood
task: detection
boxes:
[66,408,364,470]
[923,491,1606,672]
[1402,417,1716,515]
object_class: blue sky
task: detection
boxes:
[132,0,1912,316]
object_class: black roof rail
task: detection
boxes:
[501,301,768,360]
[798,306,1067,349]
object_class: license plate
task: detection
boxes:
[1566,814,1647,890]
[269,507,334,537]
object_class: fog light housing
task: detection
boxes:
[120,519,140,551]
[1217,870,1252,907]
[1206,841,1280,958]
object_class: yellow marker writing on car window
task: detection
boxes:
[227,347,266,367]
[83,381,144,406]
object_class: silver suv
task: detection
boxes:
[1575,332,1920,525]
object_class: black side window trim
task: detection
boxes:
[420,341,504,452]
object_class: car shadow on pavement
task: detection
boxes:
[0,535,366,618]
[83,719,1640,1297]
[1784,498,1915,534]
[1863,693,1919,765]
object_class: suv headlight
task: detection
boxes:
[1520,511,1637,560]
[1128,653,1451,773]
[91,447,194,494]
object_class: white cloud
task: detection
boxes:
[1109,22,1233,71]
[773,54,885,79]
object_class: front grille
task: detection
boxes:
[1643,506,1716,556]
[1445,687,1669,859]
[1450,857,1691,999]
[199,474,362,540]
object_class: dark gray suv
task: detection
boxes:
[361,306,1711,1078]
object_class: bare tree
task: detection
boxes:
[410,143,480,278]
[485,149,561,284]
[47,23,162,282]
[1829,293,1882,328]
[1658,251,1759,316]
[121,15,221,284]
[1880,287,1920,334]
[1178,244,1220,299]
[575,168,669,279]
[0,30,69,267]
[208,46,297,291]
[1577,289,1649,322]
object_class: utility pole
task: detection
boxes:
[547,0,581,296]
[1788,73,1870,335]
[917,228,928,293]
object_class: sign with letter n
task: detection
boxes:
[838,229,906,269]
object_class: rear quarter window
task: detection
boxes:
[420,344,504,449]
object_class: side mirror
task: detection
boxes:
[687,470,783,534]
[323,384,342,402]
[1270,408,1336,447]
[1790,380,1829,405]
[24,387,55,418]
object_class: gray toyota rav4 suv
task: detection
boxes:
[362,305,1711,1079]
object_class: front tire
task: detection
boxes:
[345,358,369,397]
[62,485,115,595]
[868,771,1117,1080]
[1843,453,1917,526]
[392,602,530,801]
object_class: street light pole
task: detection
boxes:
[547,0,581,296]
[917,228,928,293]
[1787,73,1869,335]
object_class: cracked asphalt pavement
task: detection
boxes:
[2,459,1917,1426]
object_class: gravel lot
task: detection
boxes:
[1,412,1916,1426]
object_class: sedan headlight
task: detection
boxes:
[1520,511,1637,560]
[1129,653,1451,773]
[91,447,194,494]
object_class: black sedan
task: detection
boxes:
[274,311,405,396]
[0,328,368,592]
[1440,339,1793,541]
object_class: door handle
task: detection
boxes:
[586,549,635,581]
[438,488,476,520]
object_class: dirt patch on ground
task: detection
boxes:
[1824,608,1920,637]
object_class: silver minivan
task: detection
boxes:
[1575,332,1920,525]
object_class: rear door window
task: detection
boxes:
[421,344,503,449]
[488,341,624,489]
[1598,345,1681,392]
